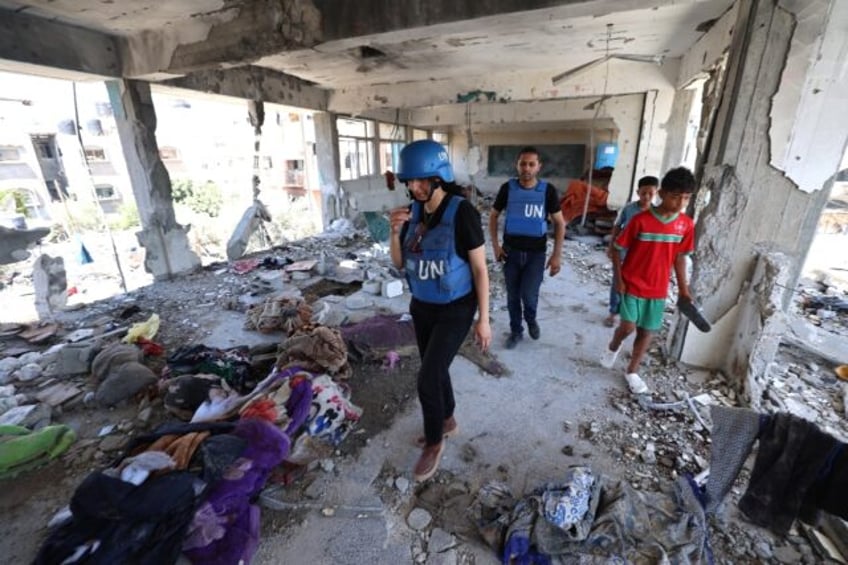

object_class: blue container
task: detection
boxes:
[595,143,619,169]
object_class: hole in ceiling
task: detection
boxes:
[359,45,386,59]
[696,18,717,33]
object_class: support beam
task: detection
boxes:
[0,8,121,77]
[330,59,678,114]
[166,0,322,73]
[677,1,738,88]
[161,66,328,111]
[107,79,201,280]
[314,0,714,44]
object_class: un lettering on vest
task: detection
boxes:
[524,204,545,219]
[417,259,446,280]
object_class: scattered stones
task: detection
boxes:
[395,476,410,494]
[774,545,802,564]
[428,528,456,553]
[0,403,51,428]
[99,434,126,452]
[425,548,457,565]
[15,362,43,382]
[754,539,774,560]
[407,507,432,531]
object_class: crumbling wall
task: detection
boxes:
[679,0,840,389]
[724,252,792,408]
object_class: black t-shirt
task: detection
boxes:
[400,193,485,262]
[493,180,560,251]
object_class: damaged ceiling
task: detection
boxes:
[0,0,735,111]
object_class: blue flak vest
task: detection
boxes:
[403,196,473,304]
[504,178,548,238]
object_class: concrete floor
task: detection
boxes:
[244,241,639,563]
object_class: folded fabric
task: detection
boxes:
[145,431,211,469]
[35,470,198,565]
[306,375,362,446]
[540,467,598,538]
[705,405,763,513]
[0,424,76,479]
[183,418,290,565]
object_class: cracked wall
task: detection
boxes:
[676,0,845,389]
[769,0,848,192]
[108,79,201,279]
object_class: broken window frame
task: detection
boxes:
[94,184,118,201]
[159,146,180,160]
[0,145,22,162]
[83,146,107,162]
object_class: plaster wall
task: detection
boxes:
[677,1,738,88]
[452,128,602,196]
[340,175,409,215]
[405,94,645,208]
[770,0,848,192]
[679,0,846,380]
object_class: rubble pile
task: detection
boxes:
[795,279,848,335]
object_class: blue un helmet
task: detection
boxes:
[397,140,454,183]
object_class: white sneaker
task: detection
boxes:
[625,373,649,395]
[600,344,623,368]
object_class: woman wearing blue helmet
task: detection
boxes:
[389,139,491,481]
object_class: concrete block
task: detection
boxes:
[362,280,382,295]
[54,343,96,376]
[0,403,52,428]
[382,279,403,298]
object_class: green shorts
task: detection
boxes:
[619,294,666,331]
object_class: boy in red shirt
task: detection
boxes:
[600,167,696,394]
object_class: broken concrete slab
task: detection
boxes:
[35,383,82,407]
[50,343,96,376]
[227,201,271,261]
[0,403,52,428]
[0,226,51,265]
[32,254,67,320]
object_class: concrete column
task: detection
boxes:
[672,0,845,394]
[107,79,200,280]
[313,111,342,228]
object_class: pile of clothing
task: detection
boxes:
[36,325,363,564]
[469,466,710,564]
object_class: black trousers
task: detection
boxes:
[410,295,477,446]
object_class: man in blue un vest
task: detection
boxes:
[489,146,566,349]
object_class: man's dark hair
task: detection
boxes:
[517,146,540,160]
[637,175,659,188]
[661,167,696,193]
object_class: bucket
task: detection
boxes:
[595,143,619,169]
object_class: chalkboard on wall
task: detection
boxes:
[487,144,586,178]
